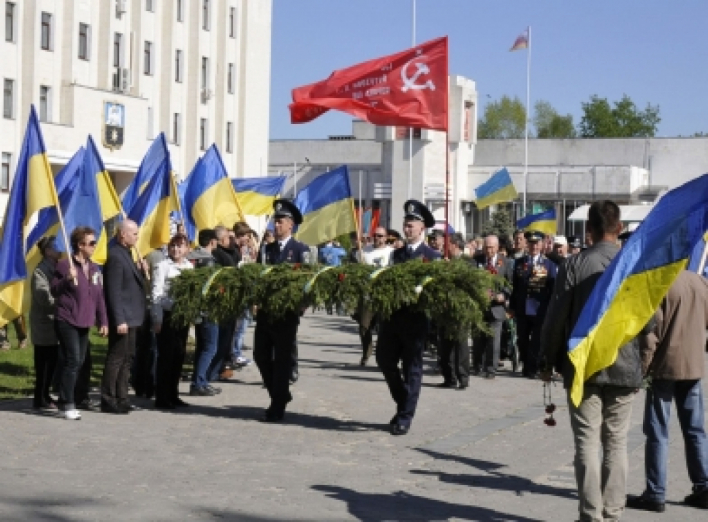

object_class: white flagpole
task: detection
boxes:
[408,0,416,199]
[523,26,531,215]
[293,161,297,198]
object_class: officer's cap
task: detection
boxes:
[524,230,545,242]
[403,199,435,228]
[567,236,582,249]
[272,199,303,226]
[428,229,444,238]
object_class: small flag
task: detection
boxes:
[510,28,529,51]
[232,176,287,216]
[516,209,557,236]
[474,168,518,210]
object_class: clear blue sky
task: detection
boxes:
[270,0,708,139]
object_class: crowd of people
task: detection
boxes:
[2,196,706,519]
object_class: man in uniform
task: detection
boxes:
[376,200,441,436]
[567,236,582,255]
[428,229,445,256]
[254,199,310,422]
[511,231,557,379]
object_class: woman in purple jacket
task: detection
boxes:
[51,227,109,420]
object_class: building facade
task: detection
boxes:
[1,0,271,214]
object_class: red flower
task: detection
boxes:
[218,286,225,295]
[338,273,346,282]
[422,257,430,263]
[293,263,301,270]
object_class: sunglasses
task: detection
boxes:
[81,240,97,247]
[373,234,386,238]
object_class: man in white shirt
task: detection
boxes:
[356,227,393,365]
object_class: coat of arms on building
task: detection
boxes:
[103,101,125,150]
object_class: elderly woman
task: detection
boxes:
[51,227,109,420]
[30,237,61,410]
[152,233,193,410]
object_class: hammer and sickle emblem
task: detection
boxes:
[401,55,436,93]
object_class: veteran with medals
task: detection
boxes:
[376,200,441,436]
[254,199,310,422]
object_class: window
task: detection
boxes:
[202,0,210,30]
[3,79,13,119]
[175,50,183,83]
[176,0,183,21]
[229,7,236,37]
[39,86,50,122]
[201,57,208,89]
[5,2,15,43]
[144,41,153,75]
[78,23,90,60]
[146,0,153,12]
[227,63,234,93]
[226,122,233,153]
[147,107,153,139]
[1,153,10,191]
[200,118,207,150]
[173,113,181,145]
[114,33,123,67]
[40,12,52,50]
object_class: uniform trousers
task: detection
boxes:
[357,304,377,362]
[376,310,426,427]
[439,330,470,386]
[155,312,189,404]
[254,311,299,415]
[516,313,543,376]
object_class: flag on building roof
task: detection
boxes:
[510,28,530,51]
[516,209,557,236]
[122,133,170,213]
[0,106,61,326]
[474,168,518,210]
[290,36,448,131]
[232,176,287,216]
[567,173,708,406]
[293,166,357,245]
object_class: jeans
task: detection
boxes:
[643,379,708,502]
[193,320,219,388]
[568,384,637,522]
[55,321,90,410]
[207,320,235,382]
[232,310,252,360]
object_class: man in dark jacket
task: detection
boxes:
[101,220,148,414]
[541,201,651,522]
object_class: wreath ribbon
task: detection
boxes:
[201,267,235,296]
[304,265,336,294]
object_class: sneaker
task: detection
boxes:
[684,489,708,509]
[206,385,222,395]
[63,409,82,420]
[626,494,665,512]
[189,386,216,397]
[235,357,253,367]
[18,339,28,349]
[0,342,9,352]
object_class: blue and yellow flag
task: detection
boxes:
[86,135,122,222]
[232,176,287,216]
[293,165,357,245]
[567,173,708,406]
[184,145,244,232]
[127,144,181,256]
[122,133,169,213]
[516,209,557,236]
[474,168,518,210]
[0,106,61,326]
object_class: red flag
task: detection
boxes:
[290,36,448,131]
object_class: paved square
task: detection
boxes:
[0,312,706,521]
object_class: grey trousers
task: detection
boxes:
[568,384,637,522]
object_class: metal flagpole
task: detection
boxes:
[408,0,416,199]
[293,161,297,198]
[523,26,531,215]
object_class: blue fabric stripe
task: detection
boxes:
[516,209,556,229]
[293,165,352,214]
[475,168,514,199]
[122,133,169,213]
[232,176,287,197]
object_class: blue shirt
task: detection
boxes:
[319,244,347,267]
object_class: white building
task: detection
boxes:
[1,0,272,213]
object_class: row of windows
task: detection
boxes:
[2,81,51,121]
[3,2,237,45]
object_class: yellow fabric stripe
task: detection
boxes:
[295,198,357,246]
[568,258,686,406]
[237,191,277,216]
[97,171,123,220]
[0,282,23,327]
[522,219,556,235]
[192,177,244,229]
[136,196,174,257]
[91,227,109,265]
[475,184,518,210]
[26,153,60,225]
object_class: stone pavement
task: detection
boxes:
[0,312,706,521]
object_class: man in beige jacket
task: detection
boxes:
[626,270,708,513]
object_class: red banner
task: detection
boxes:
[290,36,448,131]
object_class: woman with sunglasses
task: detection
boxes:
[51,227,109,420]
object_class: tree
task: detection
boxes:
[478,96,526,139]
[481,208,516,246]
[579,94,660,137]
[533,100,576,138]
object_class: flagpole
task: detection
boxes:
[293,161,297,198]
[359,169,364,260]
[523,26,531,216]
[408,0,416,199]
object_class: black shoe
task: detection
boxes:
[76,399,100,411]
[626,494,665,512]
[172,398,190,408]
[189,386,216,397]
[117,402,132,414]
[290,371,299,385]
[360,357,368,366]
[391,424,409,436]
[471,368,482,377]
[485,373,496,380]
[207,385,222,394]
[457,383,468,390]
[260,411,284,423]
[684,489,708,509]
[436,382,457,389]
[389,415,398,425]
[100,401,123,414]
[154,401,175,410]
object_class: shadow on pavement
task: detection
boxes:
[311,485,544,521]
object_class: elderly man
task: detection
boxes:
[471,235,514,379]
[101,220,148,414]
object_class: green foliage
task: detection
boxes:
[308,263,375,315]
[252,264,314,320]
[478,96,527,139]
[579,94,660,138]
[534,100,576,138]
[481,209,516,245]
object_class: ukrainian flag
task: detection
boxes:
[567,174,708,406]
[86,135,122,222]
[516,209,557,236]
[122,133,170,213]
[474,168,518,210]
[127,143,181,256]
[0,106,61,326]
[184,145,244,232]
[232,176,287,216]
[293,165,357,245]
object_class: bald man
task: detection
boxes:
[100,220,148,414]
